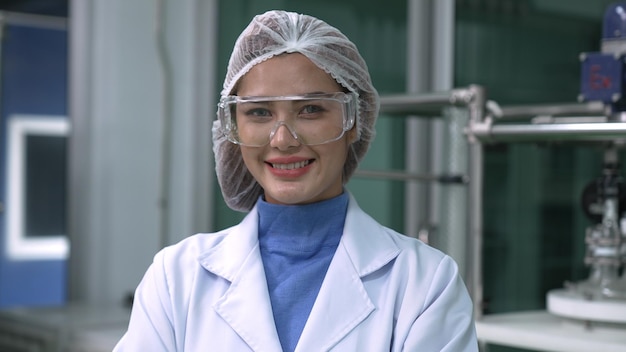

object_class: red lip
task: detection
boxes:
[265,157,314,178]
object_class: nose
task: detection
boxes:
[269,121,300,149]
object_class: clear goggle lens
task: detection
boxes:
[217,92,357,147]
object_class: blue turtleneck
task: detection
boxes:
[257,192,349,352]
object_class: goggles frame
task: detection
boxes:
[217,92,358,147]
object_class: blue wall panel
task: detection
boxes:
[0,21,67,308]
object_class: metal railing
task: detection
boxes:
[357,86,626,321]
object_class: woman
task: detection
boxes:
[115,10,477,351]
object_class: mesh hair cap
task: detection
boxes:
[213,10,380,211]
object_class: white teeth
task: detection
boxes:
[271,160,310,170]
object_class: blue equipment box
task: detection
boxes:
[579,52,625,103]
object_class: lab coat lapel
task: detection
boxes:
[295,242,375,352]
[296,195,400,351]
[200,208,282,352]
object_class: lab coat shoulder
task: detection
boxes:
[332,196,478,351]
[341,194,454,282]
[115,211,266,352]
[157,207,261,281]
[156,225,238,279]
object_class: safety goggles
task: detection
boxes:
[217,92,357,147]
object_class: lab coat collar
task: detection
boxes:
[198,193,402,351]
[198,210,283,351]
[340,193,403,278]
[296,193,401,351]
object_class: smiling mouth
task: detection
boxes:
[270,160,311,170]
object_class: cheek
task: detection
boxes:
[321,142,350,172]
[240,147,259,171]
[347,126,358,144]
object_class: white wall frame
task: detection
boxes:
[5,114,70,260]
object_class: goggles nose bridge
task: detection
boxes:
[268,120,300,143]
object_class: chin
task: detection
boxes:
[266,194,309,206]
[265,187,317,205]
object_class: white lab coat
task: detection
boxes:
[114,194,478,351]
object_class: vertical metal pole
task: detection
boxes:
[67,0,94,303]
[405,0,456,250]
[155,0,173,250]
[194,0,217,234]
[405,0,432,239]
[429,0,455,233]
[438,106,469,279]
[468,84,486,319]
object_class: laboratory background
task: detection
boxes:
[0,0,625,351]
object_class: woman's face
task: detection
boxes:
[236,53,355,206]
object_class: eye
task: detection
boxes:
[237,104,273,122]
[247,108,272,117]
[300,104,325,117]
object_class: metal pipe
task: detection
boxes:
[354,169,468,183]
[68,0,96,304]
[404,0,432,240]
[155,0,173,251]
[379,88,474,116]
[497,101,605,120]
[356,169,440,182]
[437,107,470,276]
[468,85,486,321]
[473,122,626,142]
[429,0,455,259]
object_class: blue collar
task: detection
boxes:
[257,192,349,252]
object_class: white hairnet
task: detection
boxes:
[213,10,380,212]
